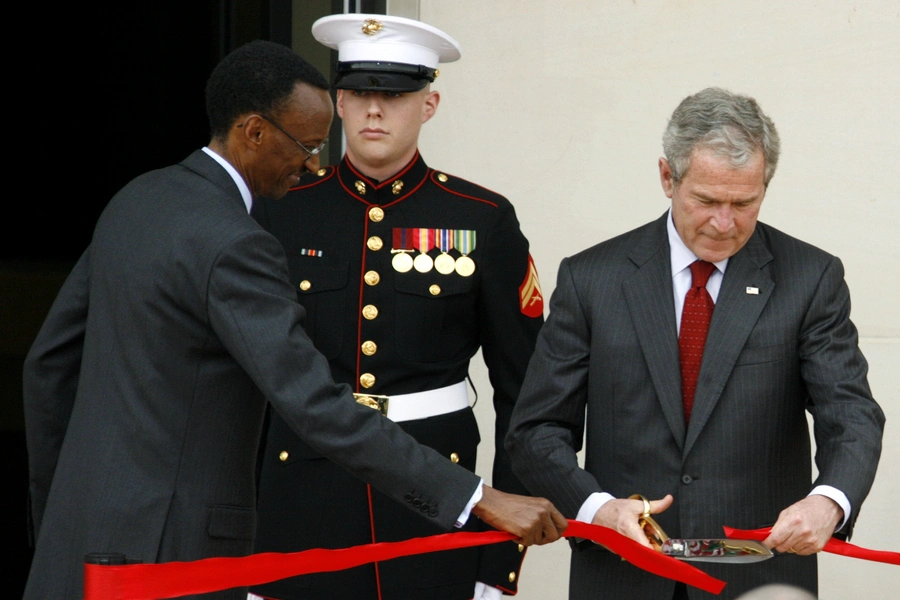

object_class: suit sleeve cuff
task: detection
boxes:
[576,492,615,523]
[809,485,851,531]
[456,479,484,528]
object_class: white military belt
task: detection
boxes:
[353,381,469,423]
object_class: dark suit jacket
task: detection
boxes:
[22,150,479,599]
[506,212,884,600]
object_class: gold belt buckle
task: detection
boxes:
[353,393,389,416]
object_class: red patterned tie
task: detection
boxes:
[679,260,716,422]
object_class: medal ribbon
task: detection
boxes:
[454,230,476,255]
[723,526,899,565]
[413,228,435,253]
[436,229,454,253]
[83,520,726,599]
[392,228,414,251]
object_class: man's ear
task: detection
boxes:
[237,114,266,147]
[422,90,440,124]
[336,89,345,120]
[659,157,676,199]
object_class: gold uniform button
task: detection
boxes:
[367,236,383,251]
[450,452,459,464]
[368,206,384,222]
[362,304,379,320]
[279,451,289,462]
[365,271,381,286]
[429,284,441,296]
[437,173,448,182]
[316,168,327,176]
[360,373,376,388]
[508,572,516,583]
[361,341,377,356]
[518,543,525,552]
[299,280,311,291]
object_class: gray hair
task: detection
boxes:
[662,87,780,186]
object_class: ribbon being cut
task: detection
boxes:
[82,519,899,600]
[84,520,725,599]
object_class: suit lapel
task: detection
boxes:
[683,228,774,456]
[623,214,686,448]
[180,149,247,211]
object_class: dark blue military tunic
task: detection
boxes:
[251,152,543,599]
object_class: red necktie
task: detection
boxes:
[679,260,716,422]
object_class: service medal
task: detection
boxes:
[455,255,476,277]
[434,229,456,274]
[454,229,477,277]
[434,253,456,274]
[392,251,413,272]
[392,228,415,273]
[414,252,434,273]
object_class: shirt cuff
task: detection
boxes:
[456,479,484,528]
[809,485,851,531]
[576,491,615,524]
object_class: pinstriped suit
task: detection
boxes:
[23,151,480,599]
[506,212,884,599]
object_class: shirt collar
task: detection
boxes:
[667,207,729,276]
[202,147,253,213]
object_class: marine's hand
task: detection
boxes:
[592,494,674,548]
[763,495,842,555]
[473,485,567,546]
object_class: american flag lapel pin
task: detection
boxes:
[746,286,759,295]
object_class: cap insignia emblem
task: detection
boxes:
[362,19,383,36]
[392,180,404,195]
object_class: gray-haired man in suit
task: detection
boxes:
[22,40,565,600]
[506,87,884,599]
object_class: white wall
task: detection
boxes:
[410,2,899,598]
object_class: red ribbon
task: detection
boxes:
[723,527,900,566]
[84,520,725,599]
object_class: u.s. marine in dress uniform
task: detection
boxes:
[250,15,545,600]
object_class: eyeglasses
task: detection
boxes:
[259,114,327,160]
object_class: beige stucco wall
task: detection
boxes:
[404,2,899,598]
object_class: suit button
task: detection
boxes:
[450,452,459,463]
[508,572,516,583]
[437,173,449,183]
[420,503,430,512]
[360,373,376,388]
[361,341,377,356]
[362,304,379,320]
[367,236,383,251]
[412,499,422,508]
[368,206,385,222]
[316,168,327,176]
[681,475,693,485]
[518,543,525,552]
[428,508,438,517]
[429,284,441,296]
[365,270,380,286]
[299,280,311,291]
[404,493,413,502]
[279,451,289,462]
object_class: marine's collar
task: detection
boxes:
[338,151,429,206]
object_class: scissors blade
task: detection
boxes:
[660,538,773,563]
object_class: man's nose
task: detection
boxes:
[303,153,322,174]
[710,204,735,232]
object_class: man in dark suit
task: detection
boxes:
[506,87,884,599]
[22,40,565,600]
[249,15,544,600]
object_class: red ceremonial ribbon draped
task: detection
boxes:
[723,526,900,566]
[84,520,725,599]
